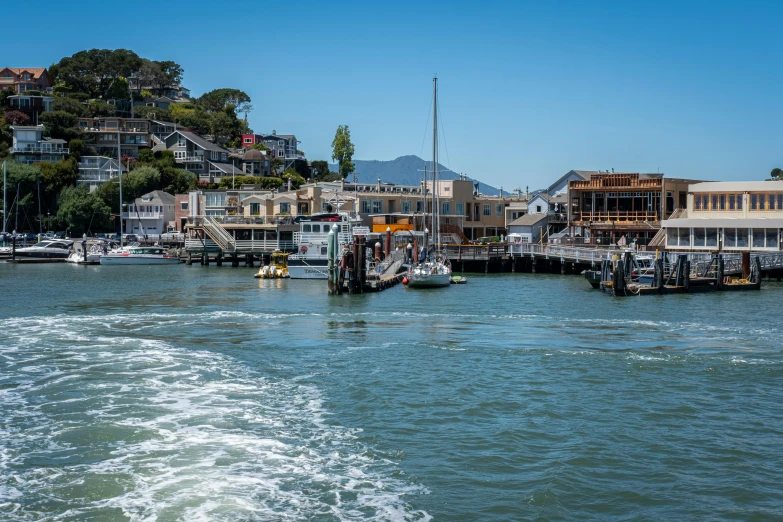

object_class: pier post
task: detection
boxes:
[203,252,209,266]
[231,255,239,267]
[245,254,254,267]
[11,235,15,261]
[384,227,391,259]
[741,251,751,280]
[327,226,336,295]
[717,256,724,290]
[216,254,223,267]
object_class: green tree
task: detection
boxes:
[249,142,269,151]
[160,167,196,193]
[331,125,355,179]
[86,100,116,117]
[281,168,306,189]
[52,49,143,99]
[137,149,156,163]
[56,185,112,235]
[310,160,330,181]
[197,88,252,114]
[39,111,81,141]
[52,96,88,117]
[133,105,170,122]
[771,168,782,180]
[218,175,261,189]
[68,139,84,160]
[123,166,161,201]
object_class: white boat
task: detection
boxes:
[12,239,74,260]
[407,77,451,289]
[287,213,358,279]
[100,245,180,265]
[66,240,108,264]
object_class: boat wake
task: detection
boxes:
[0,316,430,521]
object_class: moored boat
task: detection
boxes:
[100,246,180,265]
[12,239,73,260]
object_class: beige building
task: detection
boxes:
[661,181,783,251]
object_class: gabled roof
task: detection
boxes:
[529,192,553,203]
[208,162,243,175]
[176,131,225,152]
[242,149,267,161]
[508,213,549,227]
[1,67,49,80]
[139,190,175,205]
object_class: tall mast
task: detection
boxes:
[432,77,440,251]
[422,165,427,236]
[2,160,6,234]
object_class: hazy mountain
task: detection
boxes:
[329,155,501,195]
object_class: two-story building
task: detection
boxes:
[122,190,177,235]
[77,157,123,192]
[9,125,69,164]
[661,181,783,252]
[0,68,53,93]
[77,117,151,159]
[5,94,54,124]
[233,148,272,177]
[567,172,701,246]
[161,130,242,183]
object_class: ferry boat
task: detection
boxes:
[100,245,180,265]
[287,213,358,279]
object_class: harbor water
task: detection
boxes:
[1,263,783,521]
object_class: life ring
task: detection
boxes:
[300,245,308,254]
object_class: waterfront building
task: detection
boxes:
[230,148,272,177]
[507,213,549,243]
[9,125,69,164]
[566,172,701,246]
[660,180,783,252]
[122,190,177,235]
[0,67,53,93]
[77,156,123,192]
[77,117,151,159]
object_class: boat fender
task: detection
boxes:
[402,277,408,285]
[300,245,308,254]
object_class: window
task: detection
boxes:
[416,200,423,213]
[719,194,726,210]
[695,194,702,210]
[180,201,188,211]
[177,137,186,147]
[244,138,252,143]
[737,229,748,248]
[205,193,226,207]
[483,204,491,216]
[279,202,290,214]
[766,229,779,249]
[706,228,718,247]
[442,202,451,215]
[302,224,311,232]
[455,202,464,216]
[693,227,706,247]
[536,205,542,213]
[402,200,411,213]
[372,200,382,213]
[361,200,371,214]
[496,204,503,216]
[729,194,735,210]
[737,194,743,210]
[724,228,737,248]
[751,194,759,210]
[753,228,765,248]
[678,227,690,247]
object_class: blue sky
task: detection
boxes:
[4,0,782,189]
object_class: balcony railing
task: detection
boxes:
[122,212,164,219]
[177,156,204,162]
[572,211,659,223]
[81,126,148,132]
[11,147,69,154]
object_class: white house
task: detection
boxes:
[123,190,176,235]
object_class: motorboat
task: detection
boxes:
[66,240,109,264]
[11,239,74,260]
[100,245,180,265]
[255,251,290,278]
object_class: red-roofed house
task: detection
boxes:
[0,68,53,93]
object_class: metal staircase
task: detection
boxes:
[200,216,236,252]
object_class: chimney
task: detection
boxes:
[287,177,292,191]
[272,130,276,135]
[500,186,503,198]
[377,177,381,193]
[341,177,345,191]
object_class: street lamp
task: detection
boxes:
[47,211,50,232]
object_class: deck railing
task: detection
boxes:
[572,211,659,223]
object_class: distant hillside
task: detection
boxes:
[329,155,500,195]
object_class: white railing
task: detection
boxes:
[176,156,204,162]
[11,147,69,154]
[184,238,295,252]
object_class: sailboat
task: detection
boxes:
[407,77,452,288]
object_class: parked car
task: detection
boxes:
[124,234,139,242]
[54,231,66,239]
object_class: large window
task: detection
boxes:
[678,227,690,247]
[372,200,382,213]
[455,202,464,216]
[416,200,423,213]
[279,202,290,214]
[496,204,503,216]
[442,202,451,215]
[752,228,779,249]
[361,200,371,214]
[205,193,226,207]
[483,204,491,216]
[402,200,411,213]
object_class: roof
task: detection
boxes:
[688,181,783,193]
[151,120,181,127]
[208,162,244,175]
[508,213,549,227]
[2,67,48,79]
[529,192,554,203]
[242,149,267,161]
[139,190,175,205]
[177,131,225,152]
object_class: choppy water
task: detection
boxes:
[1,263,783,521]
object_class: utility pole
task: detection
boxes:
[37,180,42,235]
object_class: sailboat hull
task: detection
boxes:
[407,270,451,288]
